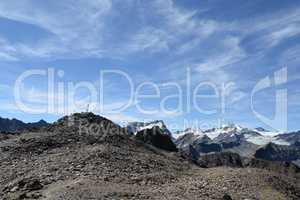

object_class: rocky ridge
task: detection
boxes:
[0,117,48,133]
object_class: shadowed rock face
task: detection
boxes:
[254,143,300,162]
[196,152,244,168]
[245,158,300,176]
[180,145,200,162]
[180,149,300,176]
[135,127,178,152]
[193,142,222,154]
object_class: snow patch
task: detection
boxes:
[244,134,290,146]
[172,128,204,140]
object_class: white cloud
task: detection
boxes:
[123,27,170,54]
[150,0,224,55]
[0,0,112,40]
[0,0,298,61]
[163,5,300,70]
[0,0,229,60]
[260,24,300,47]
[238,7,300,49]
[249,7,300,33]
[154,0,216,37]
[0,0,112,59]
[195,37,246,72]
[0,38,18,61]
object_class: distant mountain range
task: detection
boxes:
[0,117,48,133]
[128,122,300,167]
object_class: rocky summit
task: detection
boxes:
[0,113,299,200]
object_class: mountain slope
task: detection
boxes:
[276,131,300,145]
[254,143,300,161]
[0,117,48,133]
[0,113,299,200]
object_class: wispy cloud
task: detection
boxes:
[268,25,300,47]
[281,44,300,63]
[239,7,300,49]
[0,0,112,40]
[154,0,217,37]
[195,37,246,72]
[122,27,170,54]
[0,38,18,61]
[0,0,112,60]
[0,0,298,62]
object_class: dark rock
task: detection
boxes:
[254,143,300,162]
[245,158,300,175]
[135,126,177,152]
[193,142,222,154]
[222,194,233,200]
[276,131,300,145]
[5,178,43,193]
[197,152,243,168]
[0,117,48,133]
[180,145,200,162]
[24,179,43,191]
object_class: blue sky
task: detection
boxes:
[0,0,300,132]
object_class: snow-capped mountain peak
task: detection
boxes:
[220,123,244,131]
[142,120,164,130]
[243,128,288,146]
[202,124,245,140]
[126,120,171,136]
[172,128,204,140]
